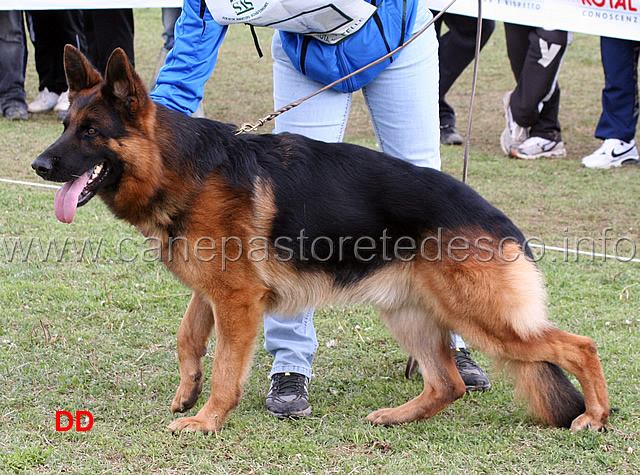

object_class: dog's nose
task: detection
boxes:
[32,155,54,178]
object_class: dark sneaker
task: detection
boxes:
[405,349,491,392]
[4,106,28,121]
[266,372,311,418]
[453,348,491,392]
[440,125,464,145]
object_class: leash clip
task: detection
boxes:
[235,113,277,135]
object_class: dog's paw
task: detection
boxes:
[171,383,202,414]
[167,414,221,434]
[365,408,400,426]
[570,411,609,433]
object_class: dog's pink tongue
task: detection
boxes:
[54,173,90,223]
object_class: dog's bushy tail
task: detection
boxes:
[505,360,585,428]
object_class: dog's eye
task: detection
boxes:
[87,128,97,136]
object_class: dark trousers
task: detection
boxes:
[595,37,640,143]
[432,12,495,129]
[505,24,570,141]
[0,11,27,112]
[83,9,135,74]
[27,10,86,95]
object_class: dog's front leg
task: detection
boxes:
[171,292,215,414]
[168,287,266,434]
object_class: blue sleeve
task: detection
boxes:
[150,0,227,116]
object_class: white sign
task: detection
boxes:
[7,0,640,41]
[4,0,181,8]
[429,0,640,41]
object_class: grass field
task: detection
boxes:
[0,9,639,473]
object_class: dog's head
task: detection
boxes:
[32,45,155,223]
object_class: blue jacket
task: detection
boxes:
[151,0,417,115]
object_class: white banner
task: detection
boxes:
[3,1,181,8]
[5,0,640,41]
[429,0,640,41]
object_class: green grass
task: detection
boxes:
[0,9,638,473]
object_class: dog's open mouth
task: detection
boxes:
[54,162,109,223]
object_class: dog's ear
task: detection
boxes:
[103,47,148,116]
[64,44,102,94]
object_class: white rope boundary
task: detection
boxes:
[0,177,59,189]
[528,243,640,264]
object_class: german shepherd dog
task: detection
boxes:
[32,46,610,434]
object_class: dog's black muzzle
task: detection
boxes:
[32,155,56,180]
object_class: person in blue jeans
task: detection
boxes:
[151,0,490,420]
[0,10,28,121]
[581,36,640,169]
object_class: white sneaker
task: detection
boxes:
[53,90,70,112]
[28,87,60,113]
[500,91,530,155]
[581,139,639,169]
[511,136,566,160]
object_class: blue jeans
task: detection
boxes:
[595,37,640,143]
[271,1,440,169]
[0,11,27,114]
[264,1,466,378]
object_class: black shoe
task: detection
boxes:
[266,372,311,418]
[405,349,491,392]
[440,125,464,145]
[453,348,491,392]
[4,106,28,121]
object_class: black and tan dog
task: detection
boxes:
[32,45,610,434]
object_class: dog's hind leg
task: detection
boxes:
[168,287,267,434]
[499,328,610,432]
[171,292,215,414]
[366,306,466,425]
[420,242,610,431]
